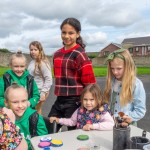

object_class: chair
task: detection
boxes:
[43,117,57,134]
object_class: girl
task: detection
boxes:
[48,18,96,131]
[0,107,28,150]
[50,84,114,131]
[104,48,146,126]
[0,51,40,108]
[28,41,52,114]
[4,83,48,150]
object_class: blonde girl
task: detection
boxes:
[0,51,40,108]
[50,84,114,131]
[104,49,146,126]
[28,41,52,114]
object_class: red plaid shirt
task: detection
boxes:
[53,44,96,96]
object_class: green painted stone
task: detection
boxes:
[77,134,89,140]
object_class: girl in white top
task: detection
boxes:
[28,41,52,115]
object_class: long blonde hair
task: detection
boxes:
[104,49,136,106]
[29,41,50,76]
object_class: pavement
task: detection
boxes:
[43,75,150,132]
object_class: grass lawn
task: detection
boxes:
[93,66,150,77]
[0,66,150,77]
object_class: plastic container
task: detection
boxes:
[113,126,130,150]
[143,144,150,150]
[130,136,150,149]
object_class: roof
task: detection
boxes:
[122,36,150,46]
[100,42,121,51]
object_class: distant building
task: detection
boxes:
[122,36,150,56]
[98,43,121,57]
[99,36,150,57]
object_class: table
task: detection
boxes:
[30,126,150,150]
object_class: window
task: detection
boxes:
[135,47,139,52]
[129,48,133,53]
[104,51,109,56]
[148,46,150,51]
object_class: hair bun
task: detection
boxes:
[17,50,22,55]
[11,81,18,86]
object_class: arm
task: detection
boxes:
[128,79,146,121]
[15,138,28,150]
[37,115,48,135]
[59,109,78,126]
[40,62,53,101]
[2,107,16,123]
[29,81,40,108]
[77,52,96,85]
[92,112,114,130]
[40,62,52,93]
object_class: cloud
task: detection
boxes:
[0,0,150,54]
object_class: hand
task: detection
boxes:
[49,117,59,123]
[2,107,16,123]
[121,115,132,127]
[39,94,46,102]
[83,124,93,131]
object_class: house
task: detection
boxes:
[99,36,150,57]
[98,43,121,57]
[122,36,150,56]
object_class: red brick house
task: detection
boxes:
[122,36,150,56]
[99,36,150,57]
[98,43,121,57]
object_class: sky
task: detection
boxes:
[0,0,150,55]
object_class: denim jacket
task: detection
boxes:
[110,77,146,121]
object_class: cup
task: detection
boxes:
[130,136,150,149]
[113,126,130,150]
[143,144,150,150]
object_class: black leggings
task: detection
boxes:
[48,96,80,133]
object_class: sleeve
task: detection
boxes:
[29,80,40,108]
[0,78,5,107]
[37,115,48,135]
[77,52,96,85]
[0,113,23,150]
[93,112,114,130]
[59,109,78,126]
[40,62,53,94]
[128,79,146,121]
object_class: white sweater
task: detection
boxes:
[28,60,52,94]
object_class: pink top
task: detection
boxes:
[59,109,114,130]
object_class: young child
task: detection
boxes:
[48,18,96,131]
[0,107,28,150]
[28,41,52,115]
[4,83,48,150]
[50,84,114,131]
[0,51,40,108]
[104,48,146,126]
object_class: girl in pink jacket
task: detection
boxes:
[50,84,114,131]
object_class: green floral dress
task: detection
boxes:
[0,109,22,150]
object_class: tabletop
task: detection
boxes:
[30,125,150,150]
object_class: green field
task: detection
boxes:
[94,66,150,77]
[0,66,150,77]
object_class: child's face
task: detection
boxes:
[7,88,28,119]
[30,45,40,59]
[61,24,80,50]
[11,57,26,77]
[110,58,125,81]
[82,92,98,111]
